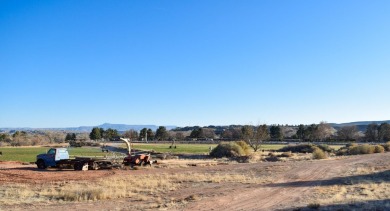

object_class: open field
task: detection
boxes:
[0,144,344,162]
[1,149,390,210]
[132,143,218,154]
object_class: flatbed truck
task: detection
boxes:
[35,148,123,170]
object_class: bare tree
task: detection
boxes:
[241,125,254,142]
[203,128,216,139]
[379,123,390,142]
[175,132,185,141]
[365,123,379,142]
[314,122,334,141]
[123,129,138,141]
[337,125,359,141]
[250,125,270,152]
[242,125,269,152]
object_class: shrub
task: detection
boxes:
[382,142,390,152]
[374,145,385,153]
[358,144,375,154]
[265,156,281,162]
[268,152,275,157]
[278,144,316,153]
[279,151,293,157]
[312,147,327,159]
[346,143,357,148]
[336,148,348,156]
[341,144,376,155]
[210,142,245,158]
[307,203,321,209]
[336,144,390,155]
[316,144,333,153]
[235,141,251,155]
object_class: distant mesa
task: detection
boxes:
[0,123,177,132]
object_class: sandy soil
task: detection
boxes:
[1,153,390,211]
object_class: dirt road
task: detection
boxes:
[184,154,387,211]
[1,153,390,210]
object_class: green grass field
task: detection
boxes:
[132,143,218,154]
[0,143,344,162]
[0,147,107,162]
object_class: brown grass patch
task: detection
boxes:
[0,170,269,205]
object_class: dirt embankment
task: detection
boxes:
[1,153,390,211]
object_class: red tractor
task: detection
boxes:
[120,138,156,167]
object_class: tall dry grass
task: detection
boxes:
[306,166,390,210]
[0,170,268,205]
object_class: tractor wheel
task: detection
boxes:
[36,160,47,169]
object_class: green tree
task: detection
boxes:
[155,126,168,141]
[65,133,76,142]
[296,124,305,140]
[104,128,119,140]
[270,125,283,140]
[147,129,155,140]
[304,124,317,141]
[89,127,101,141]
[139,128,147,140]
[190,127,204,138]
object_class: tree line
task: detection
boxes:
[84,122,390,143]
[1,122,389,147]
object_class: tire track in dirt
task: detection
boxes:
[184,153,390,211]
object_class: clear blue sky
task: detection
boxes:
[1,0,389,128]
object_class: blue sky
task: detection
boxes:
[1,0,389,128]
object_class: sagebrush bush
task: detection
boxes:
[210,142,246,158]
[382,142,390,152]
[278,144,316,153]
[279,151,293,157]
[374,145,385,153]
[337,144,383,155]
[312,147,327,159]
[336,148,348,156]
[235,140,251,155]
[316,144,333,153]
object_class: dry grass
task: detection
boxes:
[0,170,269,205]
[306,166,390,210]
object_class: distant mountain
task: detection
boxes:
[0,123,177,133]
[330,120,390,131]
[2,120,390,133]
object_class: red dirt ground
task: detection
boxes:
[1,153,390,210]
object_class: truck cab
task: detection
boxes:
[36,148,69,169]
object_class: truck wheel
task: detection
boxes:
[89,162,99,170]
[74,162,82,170]
[37,160,47,169]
